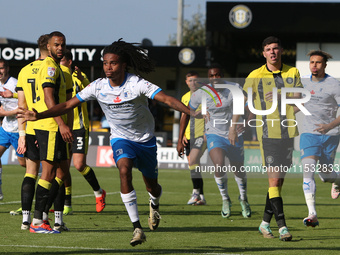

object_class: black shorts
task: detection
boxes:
[72,128,89,154]
[35,129,69,162]
[185,136,206,157]
[25,134,40,161]
[261,138,294,167]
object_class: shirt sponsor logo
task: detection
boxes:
[113,96,121,103]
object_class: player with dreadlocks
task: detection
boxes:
[18,39,192,246]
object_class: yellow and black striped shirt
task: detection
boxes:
[181,91,204,140]
[243,64,302,140]
[16,59,44,135]
[72,71,90,130]
[34,56,72,131]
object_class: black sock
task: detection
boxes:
[132,220,142,230]
[64,194,72,207]
[44,179,61,214]
[190,169,203,193]
[151,203,159,209]
[34,184,50,220]
[83,167,100,191]
[53,183,65,211]
[198,178,204,195]
[270,196,286,229]
[263,192,274,223]
[21,177,36,211]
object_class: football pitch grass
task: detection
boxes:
[1,165,340,254]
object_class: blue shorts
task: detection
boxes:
[300,133,340,165]
[110,137,158,179]
[0,127,23,157]
[206,134,244,163]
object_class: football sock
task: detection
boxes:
[54,183,65,212]
[44,178,64,214]
[121,190,139,223]
[81,166,100,191]
[132,220,142,230]
[302,158,317,215]
[94,188,103,197]
[22,210,31,223]
[263,192,273,223]
[54,211,63,225]
[0,167,2,185]
[214,174,229,201]
[192,188,200,194]
[34,180,52,220]
[189,164,204,195]
[64,186,72,207]
[269,187,286,229]
[234,174,247,201]
[21,174,37,211]
[149,184,162,207]
[199,178,204,195]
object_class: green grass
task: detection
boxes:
[1,165,340,254]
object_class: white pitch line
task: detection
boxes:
[0,192,120,205]
[0,244,231,254]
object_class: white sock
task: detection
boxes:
[54,211,63,225]
[261,220,270,226]
[214,174,229,201]
[121,190,139,223]
[149,185,162,206]
[0,167,2,185]
[234,175,247,200]
[192,188,199,195]
[302,158,317,216]
[200,194,205,201]
[94,188,103,197]
[22,210,31,223]
[305,193,316,216]
[32,218,43,226]
[42,212,49,221]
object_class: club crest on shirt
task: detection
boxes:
[47,67,55,77]
[124,90,131,99]
[286,77,294,84]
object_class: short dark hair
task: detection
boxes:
[37,34,49,51]
[0,59,9,68]
[48,31,65,41]
[307,50,333,63]
[262,36,282,49]
[208,63,224,76]
[63,49,73,61]
[186,70,198,78]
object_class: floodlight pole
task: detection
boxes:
[173,0,184,147]
[177,0,183,46]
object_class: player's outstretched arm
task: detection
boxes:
[154,91,190,115]
[17,96,82,122]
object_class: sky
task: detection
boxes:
[2,0,340,46]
